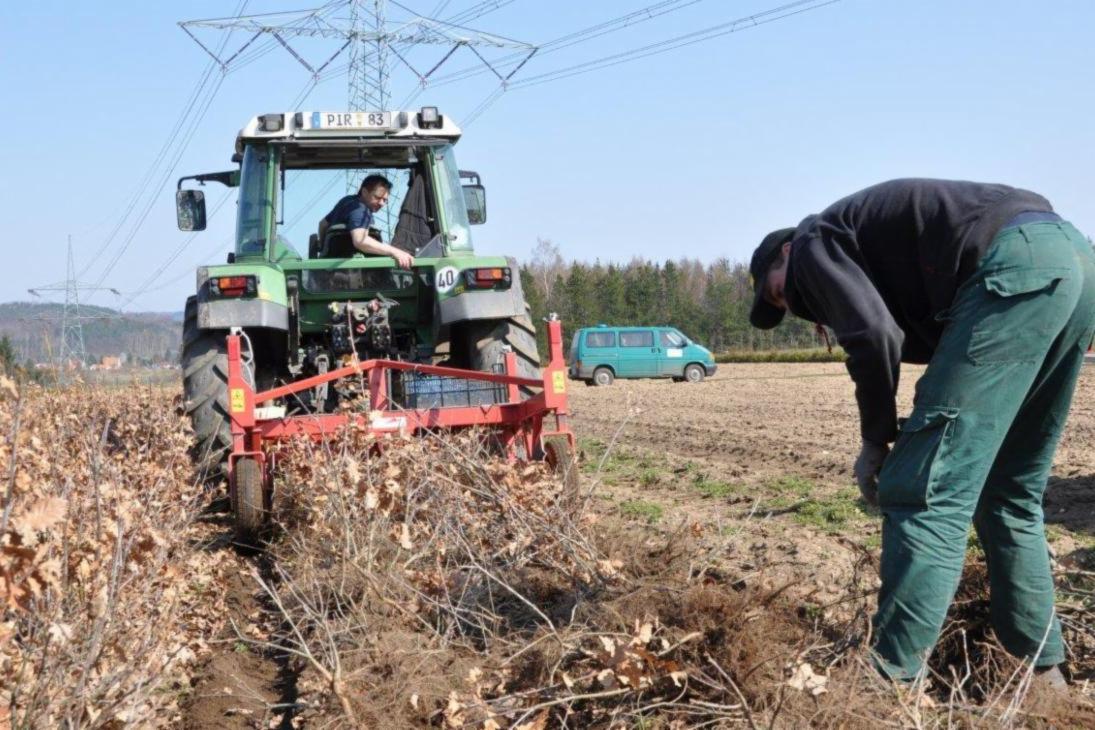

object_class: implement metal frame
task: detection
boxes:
[225,318,574,486]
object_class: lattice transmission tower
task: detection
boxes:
[348,0,391,113]
[27,236,121,372]
[181,2,537,216]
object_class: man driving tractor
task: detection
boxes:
[318,174,415,268]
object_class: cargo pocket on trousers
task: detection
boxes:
[877,406,959,510]
[967,268,1069,364]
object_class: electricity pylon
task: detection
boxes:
[28,236,121,374]
[180,2,537,215]
[180,1,536,119]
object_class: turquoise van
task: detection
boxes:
[567,325,717,386]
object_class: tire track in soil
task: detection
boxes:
[184,514,300,730]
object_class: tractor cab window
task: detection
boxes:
[273,143,441,259]
[279,168,412,249]
[236,145,277,256]
[432,144,473,252]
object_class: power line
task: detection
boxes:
[76,0,250,282]
[86,71,228,297]
[463,0,841,125]
[512,0,842,89]
[75,64,220,281]
[118,76,323,308]
[401,0,715,101]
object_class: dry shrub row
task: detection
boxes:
[0,377,219,728]
[261,429,1093,728]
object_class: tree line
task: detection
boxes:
[519,239,824,356]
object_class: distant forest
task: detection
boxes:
[0,302,180,365]
[520,239,824,354]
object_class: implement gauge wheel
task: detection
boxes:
[543,434,579,502]
[231,457,268,544]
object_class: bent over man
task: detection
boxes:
[319,174,415,268]
[748,178,1095,685]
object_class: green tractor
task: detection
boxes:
[178,107,539,477]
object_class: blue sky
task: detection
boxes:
[2,0,1093,312]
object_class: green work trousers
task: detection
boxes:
[872,220,1095,680]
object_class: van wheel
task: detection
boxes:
[593,367,614,386]
[683,364,705,383]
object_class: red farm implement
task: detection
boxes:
[223,317,576,540]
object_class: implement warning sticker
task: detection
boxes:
[552,371,566,394]
[230,388,245,413]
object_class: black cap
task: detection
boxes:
[749,227,796,329]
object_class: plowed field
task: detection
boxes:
[568,362,1095,537]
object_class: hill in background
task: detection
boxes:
[0,301,181,365]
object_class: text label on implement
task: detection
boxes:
[309,111,394,131]
[230,388,246,413]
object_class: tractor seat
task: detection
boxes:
[313,224,386,259]
[319,225,356,258]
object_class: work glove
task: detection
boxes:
[853,440,890,507]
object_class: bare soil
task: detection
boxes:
[568,361,1095,535]
[181,507,297,729]
[571,362,867,483]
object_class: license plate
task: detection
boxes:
[310,111,393,131]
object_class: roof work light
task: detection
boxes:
[258,114,284,132]
[418,106,442,129]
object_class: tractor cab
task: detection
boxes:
[177,107,484,263]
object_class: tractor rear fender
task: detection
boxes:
[195,266,289,331]
[436,257,528,326]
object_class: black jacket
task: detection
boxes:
[783,178,1053,444]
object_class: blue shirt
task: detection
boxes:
[324,194,373,231]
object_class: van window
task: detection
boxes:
[660,331,686,347]
[620,330,654,347]
[586,331,616,348]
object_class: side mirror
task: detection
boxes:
[462,184,487,225]
[176,189,207,231]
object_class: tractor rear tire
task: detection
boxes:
[231,457,267,545]
[182,296,234,481]
[465,314,541,382]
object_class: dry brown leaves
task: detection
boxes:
[257,425,1095,729]
[263,430,808,727]
[0,379,227,728]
